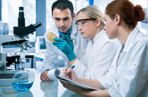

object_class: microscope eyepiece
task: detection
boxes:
[33,22,42,29]
[19,7,23,10]
[18,7,25,27]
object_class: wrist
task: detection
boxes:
[69,58,77,67]
[67,53,76,61]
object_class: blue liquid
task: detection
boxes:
[12,81,33,91]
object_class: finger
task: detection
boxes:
[67,68,72,73]
[53,44,64,50]
[63,35,69,38]
[54,38,65,42]
[62,68,68,73]
[41,77,46,81]
[52,41,62,44]
[42,77,52,82]
[40,73,45,81]
[52,42,62,46]
[52,43,62,47]
[62,68,69,77]
[46,78,52,82]
[46,77,52,81]
[65,75,70,79]
[60,81,67,88]
[45,72,52,81]
[41,75,49,82]
[53,44,63,48]
[66,37,73,44]
[56,47,64,51]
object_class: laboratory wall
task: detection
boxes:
[94,0,148,35]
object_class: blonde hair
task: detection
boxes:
[77,5,104,30]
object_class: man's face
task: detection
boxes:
[52,8,75,34]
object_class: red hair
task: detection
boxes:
[105,0,145,28]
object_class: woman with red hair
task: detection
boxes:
[61,0,148,97]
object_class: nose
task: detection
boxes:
[103,25,106,31]
[78,25,82,31]
[59,20,64,26]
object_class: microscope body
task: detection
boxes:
[0,7,41,86]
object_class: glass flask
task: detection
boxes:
[12,50,35,91]
[12,70,34,91]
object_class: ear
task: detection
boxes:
[115,14,121,25]
[96,18,101,27]
[72,13,75,20]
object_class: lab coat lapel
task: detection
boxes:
[117,27,139,66]
[91,30,105,63]
[117,51,127,66]
[115,45,123,67]
[123,27,138,52]
[116,28,140,80]
[71,18,77,40]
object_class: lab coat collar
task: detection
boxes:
[123,27,139,52]
[93,30,104,43]
[71,17,77,39]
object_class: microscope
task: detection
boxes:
[0,7,41,86]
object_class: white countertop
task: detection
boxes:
[0,73,83,97]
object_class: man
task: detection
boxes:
[40,0,88,81]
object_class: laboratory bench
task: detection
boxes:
[0,73,83,97]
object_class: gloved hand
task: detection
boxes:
[64,35,74,51]
[53,38,76,61]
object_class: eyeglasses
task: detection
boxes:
[75,18,97,27]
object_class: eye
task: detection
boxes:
[63,17,69,21]
[55,18,60,21]
[81,21,86,25]
[104,20,106,24]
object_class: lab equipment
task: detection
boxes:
[0,6,41,87]
[12,69,35,91]
[35,36,47,53]
[59,37,75,41]
[1,87,17,94]
[0,22,9,35]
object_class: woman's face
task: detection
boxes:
[103,13,118,39]
[76,12,98,40]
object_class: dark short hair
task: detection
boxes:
[51,0,74,16]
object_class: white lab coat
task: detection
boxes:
[42,19,89,70]
[73,30,120,79]
[98,27,148,97]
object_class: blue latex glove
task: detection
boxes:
[64,35,74,51]
[53,38,76,61]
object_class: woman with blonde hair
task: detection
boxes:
[61,0,148,97]
[54,5,119,80]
